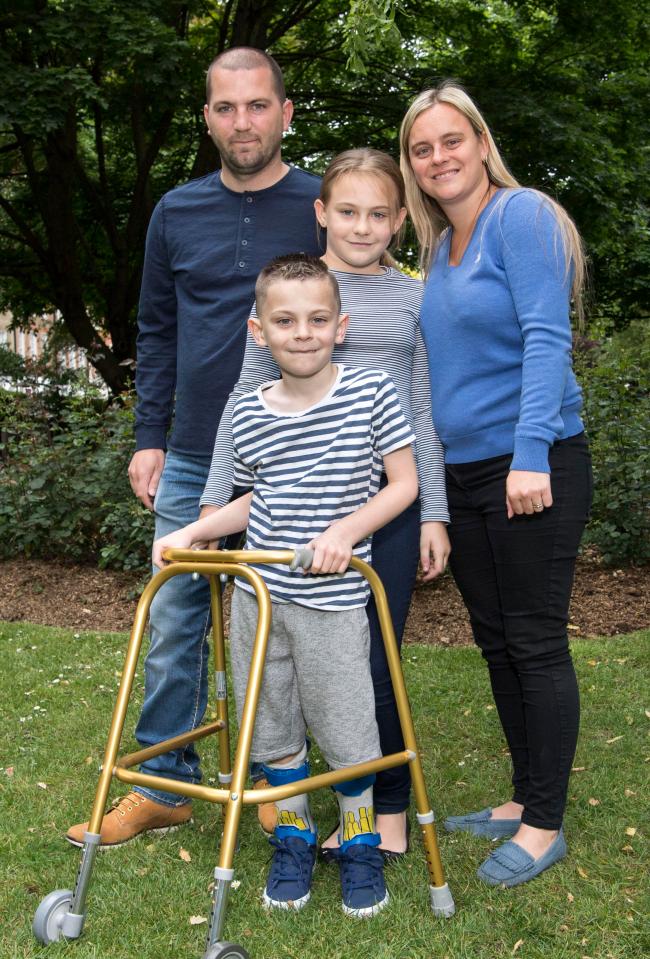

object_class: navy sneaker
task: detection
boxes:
[263,833,317,911]
[338,841,389,918]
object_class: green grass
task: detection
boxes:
[1,622,648,959]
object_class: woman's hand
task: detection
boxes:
[506,470,553,518]
[152,529,195,569]
[420,521,451,581]
[307,524,354,574]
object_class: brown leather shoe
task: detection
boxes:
[254,777,277,836]
[65,792,193,848]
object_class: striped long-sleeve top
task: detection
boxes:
[233,366,415,609]
[201,267,449,523]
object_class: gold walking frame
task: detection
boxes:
[33,548,455,959]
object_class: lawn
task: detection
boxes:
[1,622,648,959]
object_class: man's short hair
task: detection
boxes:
[206,47,286,103]
[255,254,341,315]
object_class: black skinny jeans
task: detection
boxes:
[445,433,592,829]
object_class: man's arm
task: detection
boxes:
[131,199,178,508]
[152,492,252,568]
[308,445,419,573]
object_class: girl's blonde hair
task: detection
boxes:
[320,148,406,268]
[399,81,586,323]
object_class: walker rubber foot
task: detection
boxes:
[429,882,455,917]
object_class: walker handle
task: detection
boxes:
[290,547,314,571]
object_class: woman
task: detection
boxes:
[399,82,592,886]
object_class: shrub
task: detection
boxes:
[578,320,650,566]
[0,363,152,571]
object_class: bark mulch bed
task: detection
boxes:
[1,555,647,646]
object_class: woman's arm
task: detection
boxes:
[500,192,575,516]
[502,192,574,472]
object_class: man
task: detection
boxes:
[67,47,321,847]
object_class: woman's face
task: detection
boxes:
[407,102,488,213]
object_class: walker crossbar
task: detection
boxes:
[33,549,454,958]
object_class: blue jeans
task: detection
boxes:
[134,450,213,806]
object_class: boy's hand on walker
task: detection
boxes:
[420,521,451,582]
[152,530,194,569]
[307,526,354,575]
[506,470,553,518]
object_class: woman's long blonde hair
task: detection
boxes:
[319,148,406,268]
[399,81,586,323]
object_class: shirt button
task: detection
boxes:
[241,239,247,246]
[239,261,245,268]
[244,217,250,223]
[246,196,253,203]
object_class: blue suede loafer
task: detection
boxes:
[443,807,521,839]
[477,829,567,887]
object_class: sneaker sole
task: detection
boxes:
[64,819,193,850]
[262,889,311,911]
[262,858,316,911]
[342,889,390,919]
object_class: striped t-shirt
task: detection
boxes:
[200,267,449,523]
[233,365,415,610]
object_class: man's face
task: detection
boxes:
[204,66,293,179]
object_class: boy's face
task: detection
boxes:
[249,278,348,379]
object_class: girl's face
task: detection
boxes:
[407,102,488,213]
[315,173,406,274]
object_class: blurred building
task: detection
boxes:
[0,311,102,381]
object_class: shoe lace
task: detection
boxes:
[111,793,143,817]
[267,837,311,886]
[338,845,383,893]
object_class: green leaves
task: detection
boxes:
[342,0,405,74]
[0,374,153,570]
[578,320,650,565]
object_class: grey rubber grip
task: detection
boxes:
[290,548,314,571]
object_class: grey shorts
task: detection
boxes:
[229,586,381,769]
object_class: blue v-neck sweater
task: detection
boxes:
[420,189,584,473]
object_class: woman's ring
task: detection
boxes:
[533,502,544,511]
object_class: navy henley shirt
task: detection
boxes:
[135,166,322,456]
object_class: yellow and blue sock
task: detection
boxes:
[262,743,317,845]
[335,773,381,850]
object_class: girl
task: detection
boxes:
[200,148,451,858]
[400,82,592,886]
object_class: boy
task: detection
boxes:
[153,254,418,917]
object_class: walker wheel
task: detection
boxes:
[33,889,74,944]
[203,943,250,959]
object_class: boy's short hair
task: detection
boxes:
[255,254,341,315]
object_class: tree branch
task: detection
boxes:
[0,192,49,266]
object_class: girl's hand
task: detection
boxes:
[420,521,451,581]
[307,524,354,574]
[152,529,194,569]
[506,470,553,518]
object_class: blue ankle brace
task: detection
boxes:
[262,759,316,844]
